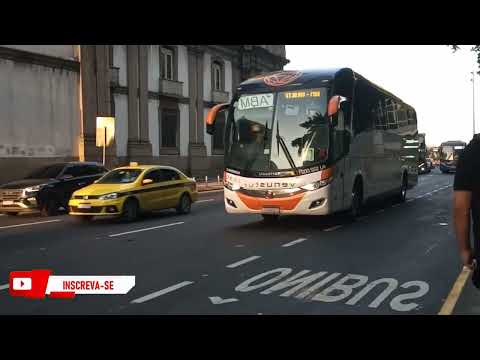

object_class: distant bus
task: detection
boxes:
[439,140,466,173]
[206,68,419,221]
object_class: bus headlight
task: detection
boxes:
[99,192,118,200]
[225,182,241,191]
[300,178,332,191]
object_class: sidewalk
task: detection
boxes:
[196,179,224,192]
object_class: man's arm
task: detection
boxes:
[453,190,474,268]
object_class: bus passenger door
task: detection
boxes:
[333,110,349,211]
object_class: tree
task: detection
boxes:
[449,45,480,74]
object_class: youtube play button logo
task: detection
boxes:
[12,277,32,291]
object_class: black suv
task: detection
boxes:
[0,162,108,216]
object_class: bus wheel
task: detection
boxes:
[349,182,363,220]
[262,214,279,224]
[397,174,408,203]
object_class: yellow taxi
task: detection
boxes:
[68,164,198,222]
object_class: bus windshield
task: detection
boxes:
[225,88,329,176]
[440,145,464,161]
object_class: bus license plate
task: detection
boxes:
[78,204,91,209]
[262,207,280,215]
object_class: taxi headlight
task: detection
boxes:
[99,192,118,200]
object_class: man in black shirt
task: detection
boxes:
[454,135,480,286]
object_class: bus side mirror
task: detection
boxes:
[206,103,229,135]
[328,95,349,127]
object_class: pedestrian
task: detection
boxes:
[453,134,480,288]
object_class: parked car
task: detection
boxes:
[0,162,108,216]
[68,164,198,222]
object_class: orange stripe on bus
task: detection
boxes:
[321,166,334,180]
[237,192,304,211]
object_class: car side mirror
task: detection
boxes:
[142,179,153,185]
[206,103,229,135]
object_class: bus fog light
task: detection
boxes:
[309,199,325,209]
[226,198,237,208]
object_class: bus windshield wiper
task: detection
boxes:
[276,121,299,175]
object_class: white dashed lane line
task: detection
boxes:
[0,219,62,230]
[0,284,9,291]
[109,221,184,237]
[131,281,194,304]
[226,256,261,268]
[324,225,343,232]
[196,199,216,203]
[282,238,308,247]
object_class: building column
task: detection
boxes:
[127,45,139,142]
[187,46,208,177]
[138,45,149,142]
[126,45,152,164]
[80,45,117,167]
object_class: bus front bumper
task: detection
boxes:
[223,185,334,216]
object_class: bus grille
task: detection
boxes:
[239,188,304,198]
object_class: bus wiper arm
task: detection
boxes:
[276,122,299,175]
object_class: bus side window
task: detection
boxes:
[353,83,374,135]
[333,111,346,160]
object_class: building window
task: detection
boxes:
[212,61,222,91]
[161,108,179,149]
[212,111,225,152]
[161,47,174,81]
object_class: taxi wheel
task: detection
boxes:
[176,193,191,215]
[121,198,139,222]
[6,212,18,216]
[41,199,58,217]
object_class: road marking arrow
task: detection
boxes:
[209,296,238,305]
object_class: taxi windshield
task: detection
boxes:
[97,169,143,184]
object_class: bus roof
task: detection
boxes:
[238,68,414,110]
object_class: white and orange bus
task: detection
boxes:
[206,69,418,222]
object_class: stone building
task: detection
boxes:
[0,45,288,184]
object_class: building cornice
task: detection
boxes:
[0,46,80,72]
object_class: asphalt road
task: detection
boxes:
[0,168,462,315]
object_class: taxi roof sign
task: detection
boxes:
[129,162,139,167]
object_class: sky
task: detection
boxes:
[285,45,479,147]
